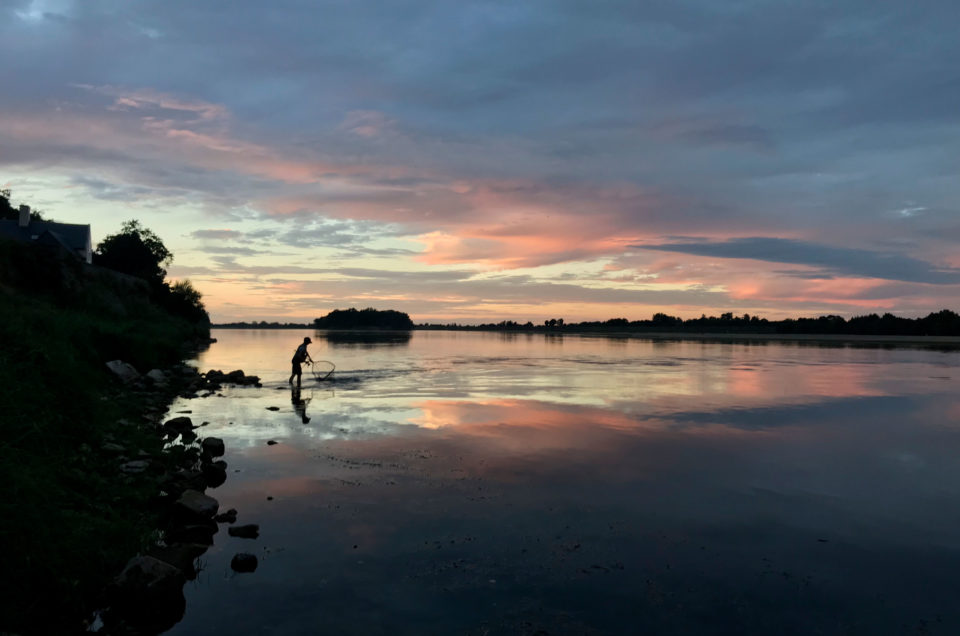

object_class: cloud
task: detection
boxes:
[635,237,960,285]
[4,1,960,320]
[190,229,243,240]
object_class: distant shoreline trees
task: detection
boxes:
[416,310,960,337]
[215,309,960,337]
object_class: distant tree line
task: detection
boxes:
[214,321,312,329]
[417,310,960,336]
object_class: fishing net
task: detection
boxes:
[309,360,335,381]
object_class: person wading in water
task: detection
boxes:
[289,336,314,386]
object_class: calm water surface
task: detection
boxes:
[163,329,960,635]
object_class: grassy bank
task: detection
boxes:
[0,240,209,634]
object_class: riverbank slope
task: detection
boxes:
[0,239,210,634]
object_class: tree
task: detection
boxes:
[94,220,172,285]
[0,189,45,222]
[162,279,209,325]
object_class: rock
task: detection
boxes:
[148,543,208,580]
[231,553,258,573]
[227,524,260,539]
[214,508,238,524]
[106,556,186,632]
[103,442,126,453]
[175,490,218,519]
[106,360,140,384]
[163,417,194,434]
[180,430,197,444]
[267,440,278,445]
[165,522,218,545]
[146,369,168,385]
[205,369,261,387]
[266,406,280,411]
[200,437,225,457]
[159,470,204,498]
[201,462,227,488]
[120,460,150,474]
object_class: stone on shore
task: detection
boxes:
[214,508,238,524]
[149,543,208,580]
[107,555,186,632]
[201,437,225,457]
[163,416,194,435]
[106,360,140,384]
[201,461,227,488]
[120,460,150,474]
[146,369,168,386]
[175,489,219,519]
[164,522,218,545]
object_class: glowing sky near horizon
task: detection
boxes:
[2,1,959,323]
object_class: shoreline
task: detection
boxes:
[210,326,960,348]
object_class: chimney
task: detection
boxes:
[18,205,30,228]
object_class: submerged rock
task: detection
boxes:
[231,553,258,573]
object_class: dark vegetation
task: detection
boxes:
[0,191,210,634]
[313,307,414,330]
[418,310,960,336]
[1,187,45,221]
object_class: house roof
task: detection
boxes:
[0,220,91,255]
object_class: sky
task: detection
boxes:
[2,0,959,324]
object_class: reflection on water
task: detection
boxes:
[163,330,960,635]
[321,330,412,348]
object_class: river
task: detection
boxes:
[162,329,960,635]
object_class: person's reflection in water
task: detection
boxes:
[291,386,310,423]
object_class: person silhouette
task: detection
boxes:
[291,386,310,423]
[288,337,313,386]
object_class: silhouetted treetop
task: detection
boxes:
[314,308,413,330]
[94,220,172,285]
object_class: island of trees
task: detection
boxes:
[314,307,414,330]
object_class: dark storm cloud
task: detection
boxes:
[636,238,960,285]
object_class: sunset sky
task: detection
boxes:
[2,1,959,324]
